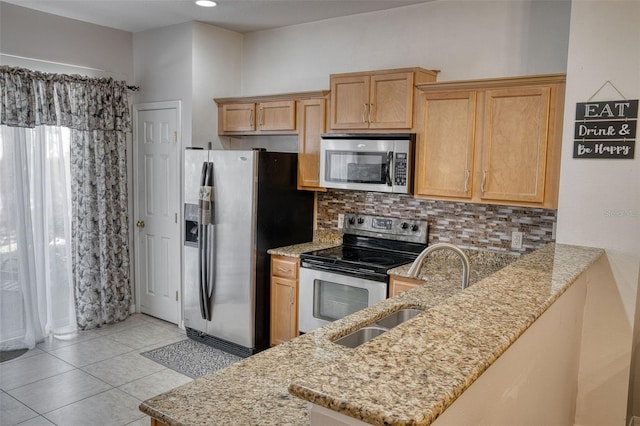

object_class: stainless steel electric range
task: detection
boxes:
[298,214,428,333]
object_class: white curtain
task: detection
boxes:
[0,125,76,350]
[1,66,132,332]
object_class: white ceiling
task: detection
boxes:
[2,0,432,33]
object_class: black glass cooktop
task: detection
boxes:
[300,234,426,278]
[303,245,415,270]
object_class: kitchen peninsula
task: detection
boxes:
[139,243,603,425]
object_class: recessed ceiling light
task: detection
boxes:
[195,0,217,7]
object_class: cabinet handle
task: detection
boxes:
[362,103,367,123]
[368,103,373,124]
[249,110,254,127]
[258,108,263,127]
[481,170,487,194]
[464,170,470,192]
[289,289,294,306]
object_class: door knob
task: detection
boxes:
[136,220,145,228]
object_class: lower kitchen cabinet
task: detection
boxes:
[270,255,300,346]
[389,275,425,297]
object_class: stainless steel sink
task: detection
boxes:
[375,308,424,329]
[333,308,425,348]
[333,326,388,348]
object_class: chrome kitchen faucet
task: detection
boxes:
[408,243,471,290]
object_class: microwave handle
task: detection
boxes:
[386,152,393,186]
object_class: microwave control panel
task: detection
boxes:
[394,153,408,186]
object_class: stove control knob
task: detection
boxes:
[401,222,409,230]
[357,217,364,224]
[348,216,356,225]
[411,224,419,232]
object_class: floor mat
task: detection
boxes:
[0,348,29,363]
[141,339,241,378]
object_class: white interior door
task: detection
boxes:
[134,103,181,324]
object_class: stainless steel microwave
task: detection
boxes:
[319,133,415,194]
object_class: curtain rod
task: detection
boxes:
[1,52,140,91]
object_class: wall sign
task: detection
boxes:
[573,98,638,159]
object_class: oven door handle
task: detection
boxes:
[386,152,393,187]
[300,262,387,283]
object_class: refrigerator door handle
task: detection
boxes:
[207,225,216,317]
[198,162,210,321]
[203,162,215,321]
[199,225,208,320]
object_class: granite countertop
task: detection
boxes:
[289,244,604,425]
[139,243,603,426]
[388,248,518,285]
[266,229,343,258]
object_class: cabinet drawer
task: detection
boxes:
[271,256,298,280]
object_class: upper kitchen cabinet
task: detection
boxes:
[217,100,295,134]
[256,100,296,131]
[329,68,439,131]
[220,103,256,133]
[480,86,552,204]
[297,97,328,191]
[415,90,477,199]
[215,91,329,190]
[215,92,328,136]
[415,74,565,208]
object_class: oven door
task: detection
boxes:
[298,267,387,333]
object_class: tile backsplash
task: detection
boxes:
[316,190,556,255]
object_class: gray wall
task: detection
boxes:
[0,2,132,80]
[555,1,639,423]
[240,0,571,94]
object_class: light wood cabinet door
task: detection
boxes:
[479,86,551,204]
[330,72,415,130]
[221,103,255,132]
[270,276,297,346]
[257,100,296,131]
[330,75,370,129]
[415,74,564,208]
[215,91,328,136]
[270,255,299,346]
[369,72,414,129]
[297,98,326,190]
[389,276,424,297]
[415,91,477,198]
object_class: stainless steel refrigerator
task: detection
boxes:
[183,148,314,357]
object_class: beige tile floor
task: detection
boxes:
[0,314,192,426]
